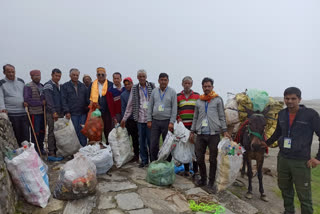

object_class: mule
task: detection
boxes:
[239,107,269,202]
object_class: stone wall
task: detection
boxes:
[0,117,19,214]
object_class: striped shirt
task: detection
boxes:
[177,90,200,127]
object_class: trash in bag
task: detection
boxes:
[224,93,240,125]
[146,160,175,186]
[53,153,97,200]
[54,118,81,157]
[81,104,104,142]
[5,142,50,208]
[246,89,269,112]
[215,138,244,192]
[108,125,134,168]
[171,122,195,164]
[158,131,176,161]
[79,144,113,174]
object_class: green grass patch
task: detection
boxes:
[273,167,320,213]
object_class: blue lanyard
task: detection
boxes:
[159,88,167,102]
[141,86,148,99]
[205,101,209,114]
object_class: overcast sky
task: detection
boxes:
[1,0,319,100]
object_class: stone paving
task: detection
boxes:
[16,161,259,214]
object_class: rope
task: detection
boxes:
[248,126,263,140]
[187,193,226,214]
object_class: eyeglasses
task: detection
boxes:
[97,73,105,77]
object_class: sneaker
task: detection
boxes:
[139,163,147,168]
[206,185,217,194]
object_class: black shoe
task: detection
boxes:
[139,163,147,168]
[195,179,207,187]
[283,211,295,214]
[206,185,217,194]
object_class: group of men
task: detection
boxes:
[1,63,320,213]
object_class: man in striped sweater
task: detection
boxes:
[177,76,200,177]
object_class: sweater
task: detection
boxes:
[177,90,200,127]
[0,77,26,116]
[147,86,177,124]
[43,80,63,114]
[23,81,44,115]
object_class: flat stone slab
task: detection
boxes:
[172,175,196,190]
[106,210,125,214]
[185,187,208,196]
[123,167,147,180]
[216,191,259,214]
[98,171,128,182]
[34,198,65,214]
[98,195,116,210]
[98,181,137,193]
[128,208,153,214]
[63,196,96,214]
[138,188,189,213]
[115,192,144,210]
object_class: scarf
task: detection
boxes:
[200,90,219,102]
[90,79,108,103]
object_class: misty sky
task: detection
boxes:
[1,0,319,100]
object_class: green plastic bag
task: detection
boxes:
[246,89,269,112]
[146,160,175,186]
[91,109,102,117]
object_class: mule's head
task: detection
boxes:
[244,106,270,152]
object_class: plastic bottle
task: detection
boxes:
[231,147,235,156]
[225,145,231,155]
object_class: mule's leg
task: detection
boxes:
[245,155,253,199]
[257,156,268,202]
[241,152,246,178]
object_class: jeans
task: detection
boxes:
[30,114,45,152]
[71,114,87,147]
[138,123,151,165]
[195,134,220,185]
[126,119,139,158]
[8,114,30,147]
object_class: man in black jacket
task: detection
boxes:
[61,68,89,147]
[266,87,320,214]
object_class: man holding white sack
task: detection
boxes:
[190,77,230,191]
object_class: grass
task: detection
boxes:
[273,167,320,213]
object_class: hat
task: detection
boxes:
[30,70,41,76]
[97,67,106,73]
[123,77,133,84]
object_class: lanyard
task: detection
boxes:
[205,101,209,114]
[159,88,167,102]
[141,86,148,99]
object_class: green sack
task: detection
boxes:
[91,109,101,117]
[246,89,269,112]
[146,160,175,186]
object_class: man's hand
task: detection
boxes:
[168,122,174,132]
[42,100,46,106]
[23,102,28,107]
[307,158,320,168]
[189,132,195,144]
[147,121,152,129]
[113,117,118,125]
[120,120,126,128]
[53,112,59,121]
[177,118,182,123]
[65,113,71,120]
[223,132,232,139]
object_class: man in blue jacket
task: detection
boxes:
[61,68,89,147]
[44,68,63,156]
[267,87,320,214]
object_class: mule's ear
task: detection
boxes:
[244,106,254,118]
[262,105,271,117]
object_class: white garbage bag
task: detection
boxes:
[54,118,81,157]
[224,94,240,125]
[5,142,50,208]
[215,138,244,192]
[158,131,175,161]
[171,122,195,164]
[79,144,113,174]
[108,126,134,168]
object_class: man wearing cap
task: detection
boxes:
[120,77,139,162]
[121,69,155,167]
[0,64,30,146]
[62,68,89,147]
[44,68,63,156]
[23,70,46,154]
[88,67,114,142]
[83,74,92,88]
